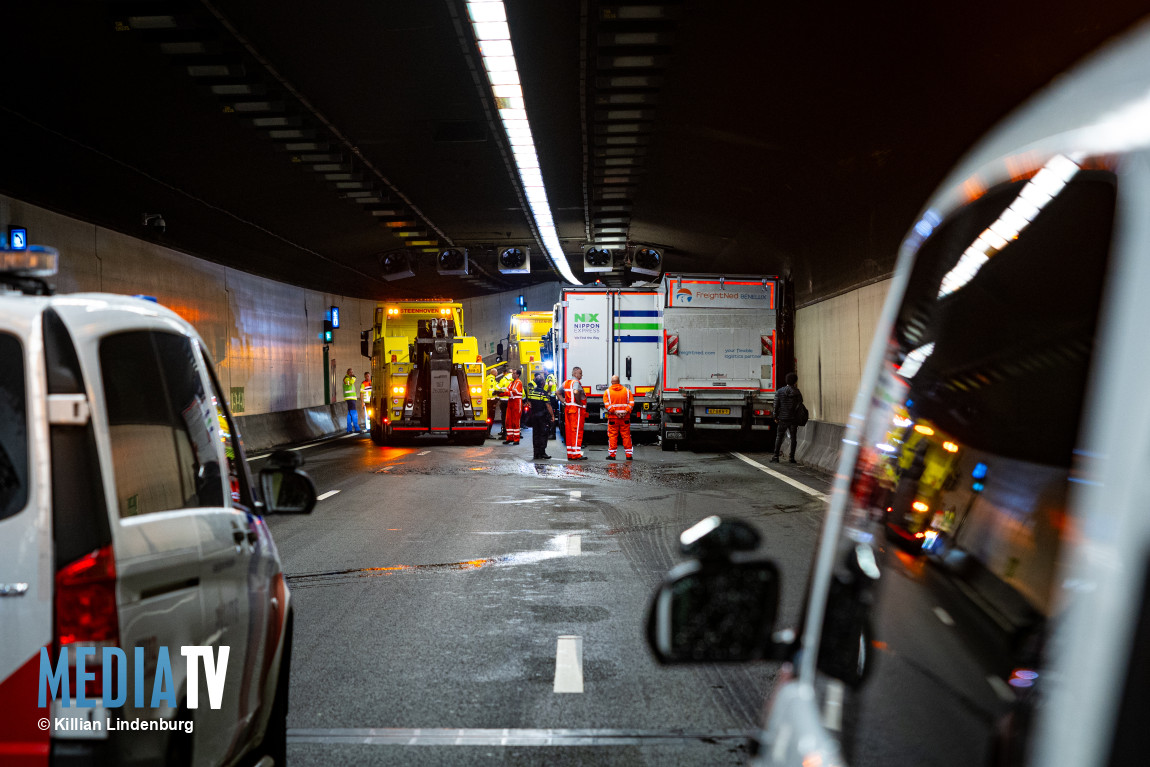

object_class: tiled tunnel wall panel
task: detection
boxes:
[795,279,890,426]
[2,193,376,416]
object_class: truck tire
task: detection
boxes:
[372,423,391,446]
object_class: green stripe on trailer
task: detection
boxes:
[614,322,660,330]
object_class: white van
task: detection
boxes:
[0,247,316,767]
[647,18,1150,767]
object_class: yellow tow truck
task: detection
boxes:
[364,300,487,445]
[507,310,554,380]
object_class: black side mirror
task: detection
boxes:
[361,329,371,359]
[647,516,784,663]
[816,543,880,686]
[259,451,317,514]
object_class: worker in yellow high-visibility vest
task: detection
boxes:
[342,368,359,433]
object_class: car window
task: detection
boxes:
[101,330,225,516]
[0,332,28,520]
[835,164,1116,766]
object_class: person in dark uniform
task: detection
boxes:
[771,371,804,463]
[524,372,555,460]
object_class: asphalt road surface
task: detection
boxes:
[252,428,831,766]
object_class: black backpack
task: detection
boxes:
[795,401,810,427]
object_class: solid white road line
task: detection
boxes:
[286,728,752,746]
[246,432,358,462]
[418,450,431,456]
[729,452,829,500]
[565,535,582,556]
[316,490,341,501]
[554,635,584,693]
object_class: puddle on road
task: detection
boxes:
[286,534,581,588]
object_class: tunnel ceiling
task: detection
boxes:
[2,1,1146,302]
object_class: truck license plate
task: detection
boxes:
[706,407,730,415]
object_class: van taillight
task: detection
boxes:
[55,545,119,699]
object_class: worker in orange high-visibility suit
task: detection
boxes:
[603,374,635,460]
[504,369,525,445]
[561,366,588,460]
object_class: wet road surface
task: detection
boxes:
[254,429,831,766]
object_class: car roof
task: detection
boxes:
[0,291,205,347]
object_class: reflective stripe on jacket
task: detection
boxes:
[343,375,357,400]
[526,382,550,403]
[603,384,634,417]
[508,379,524,400]
[562,379,586,408]
[361,381,372,402]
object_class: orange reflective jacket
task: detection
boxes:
[603,384,633,418]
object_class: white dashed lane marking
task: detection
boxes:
[316,490,341,501]
[554,635,584,693]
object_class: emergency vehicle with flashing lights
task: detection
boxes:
[364,300,487,445]
[549,287,662,434]
[0,245,317,766]
[645,19,1150,767]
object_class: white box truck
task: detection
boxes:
[551,287,662,433]
[658,274,781,449]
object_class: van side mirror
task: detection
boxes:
[816,543,880,686]
[361,329,371,358]
[646,516,785,663]
[259,450,317,514]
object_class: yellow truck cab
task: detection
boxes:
[507,311,554,381]
[366,300,486,445]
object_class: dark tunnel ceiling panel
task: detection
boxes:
[1,1,1148,302]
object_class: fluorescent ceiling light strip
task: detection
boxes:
[937,155,1078,299]
[470,2,579,285]
[897,342,935,379]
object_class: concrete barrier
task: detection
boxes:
[236,403,348,454]
[794,419,846,475]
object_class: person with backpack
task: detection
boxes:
[771,371,806,463]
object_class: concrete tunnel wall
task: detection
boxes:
[4,192,894,460]
[1,193,377,416]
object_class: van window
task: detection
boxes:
[100,331,225,516]
[835,167,1116,766]
[199,343,254,511]
[0,333,28,520]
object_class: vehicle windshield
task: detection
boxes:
[0,332,28,520]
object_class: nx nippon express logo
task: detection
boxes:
[675,287,693,303]
[38,645,228,722]
[572,313,601,334]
